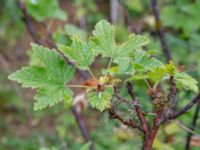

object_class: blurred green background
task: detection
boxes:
[0,0,199,149]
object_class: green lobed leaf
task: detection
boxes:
[174,72,199,93]
[90,20,149,74]
[8,44,74,110]
[34,87,73,110]
[58,36,95,70]
[132,52,165,73]
[89,20,117,57]
[147,67,167,82]
[131,59,177,82]
[86,87,114,112]
[115,34,150,57]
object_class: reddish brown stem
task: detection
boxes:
[144,109,163,150]
[159,92,200,125]
[127,82,148,134]
[144,125,159,150]
[108,108,142,131]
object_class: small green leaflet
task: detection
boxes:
[25,0,67,22]
[174,72,198,93]
[89,20,149,74]
[89,20,117,57]
[165,61,177,75]
[146,61,176,82]
[115,34,150,57]
[8,44,74,110]
[130,59,199,93]
[90,20,149,58]
[147,67,167,82]
[132,51,165,72]
[86,87,114,112]
[58,36,95,70]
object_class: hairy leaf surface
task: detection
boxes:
[8,44,74,110]
[174,72,198,93]
[86,87,114,112]
[58,36,95,70]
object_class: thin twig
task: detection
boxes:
[185,103,200,150]
[72,107,95,150]
[159,93,200,124]
[150,0,171,63]
[114,87,131,105]
[66,85,96,88]
[108,108,142,131]
[18,0,43,45]
[126,82,148,134]
[176,121,200,137]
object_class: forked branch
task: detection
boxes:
[159,93,200,125]
[126,82,148,134]
[108,108,142,131]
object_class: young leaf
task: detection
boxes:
[90,20,149,75]
[115,34,150,57]
[90,20,149,59]
[133,52,165,72]
[58,36,95,70]
[165,61,177,75]
[147,67,167,82]
[113,35,149,74]
[89,20,117,57]
[174,72,198,93]
[8,44,74,110]
[86,87,114,112]
[113,57,135,74]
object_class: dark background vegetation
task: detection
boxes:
[0,0,200,149]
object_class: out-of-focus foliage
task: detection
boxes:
[0,0,24,49]
[24,0,67,21]
[1,0,200,150]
